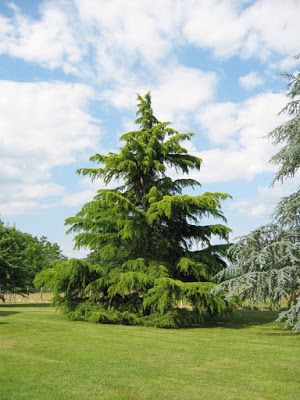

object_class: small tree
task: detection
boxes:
[36,93,232,327]
[215,57,300,331]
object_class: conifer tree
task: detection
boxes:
[215,57,300,332]
[36,93,232,327]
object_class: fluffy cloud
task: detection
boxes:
[0,0,297,226]
[229,171,300,218]
[61,188,95,208]
[1,0,298,83]
[0,182,64,215]
[239,72,264,90]
[101,64,218,126]
[197,102,239,144]
[74,0,183,69]
[190,92,288,183]
[183,0,245,58]
[61,175,123,208]
[270,55,300,71]
[0,0,182,80]
[242,0,300,59]
[0,80,100,215]
[62,89,288,194]
[152,65,217,122]
[60,238,90,258]
[0,2,86,75]
[183,0,300,60]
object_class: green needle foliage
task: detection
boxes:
[36,93,232,327]
[215,56,300,332]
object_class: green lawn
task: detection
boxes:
[0,305,299,400]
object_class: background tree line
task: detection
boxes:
[0,219,65,299]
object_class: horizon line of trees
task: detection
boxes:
[0,219,65,299]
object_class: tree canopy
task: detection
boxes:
[36,93,232,328]
[0,220,65,297]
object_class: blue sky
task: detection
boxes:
[0,0,299,256]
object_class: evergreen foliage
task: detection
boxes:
[269,55,300,183]
[0,220,65,297]
[215,225,299,305]
[35,93,232,327]
[215,57,300,331]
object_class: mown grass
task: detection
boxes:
[0,305,299,400]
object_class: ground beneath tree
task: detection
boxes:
[0,305,299,400]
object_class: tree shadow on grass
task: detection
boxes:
[261,331,298,336]
[201,310,280,329]
[0,303,51,308]
[0,303,52,321]
[0,310,21,317]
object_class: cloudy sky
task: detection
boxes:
[0,0,299,256]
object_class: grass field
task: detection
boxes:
[0,305,299,400]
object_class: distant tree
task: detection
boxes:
[0,222,29,296]
[0,220,65,298]
[24,235,65,285]
[35,93,233,328]
[215,57,300,331]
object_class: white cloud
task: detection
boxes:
[101,64,218,128]
[120,118,137,134]
[0,0,182,80]
[18,183,64,200]
[61,189,95,207]
[229,171,300,218]
[0,1,87,75]
[242,0,300,60]
[183,0,245,58]
[239,72,264,90]
[0,0,298,233]
[0,0,298,85]
[0,80,100,215]
[270,55,300,71]
[102,89,288,186]
[197,102,239,144]
[183,0,300,62]
[59,237,90,259]
[61,175,123,208]
[0,182,64,215]
[73,0,184,78]
[152,65,218,122]
[191,92,287,183]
